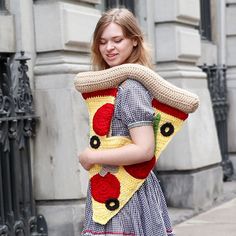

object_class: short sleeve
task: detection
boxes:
[119,79,154,129]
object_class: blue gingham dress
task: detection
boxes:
[81,79,175,236]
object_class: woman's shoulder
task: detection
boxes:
[119,78,148,92]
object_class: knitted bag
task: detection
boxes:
[74,64,199,224]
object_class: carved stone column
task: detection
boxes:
[153,0,223,209]
[0,1,15,53]
[33,1,101,235]
[226,0,236,178]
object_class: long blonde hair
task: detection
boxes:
[91,8,153,70]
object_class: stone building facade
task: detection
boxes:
[0,0,235,235]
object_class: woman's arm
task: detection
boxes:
[79,125,155,170]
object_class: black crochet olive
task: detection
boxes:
[90,135,101,149]
[105,198,120,211]
[160,122,174,137]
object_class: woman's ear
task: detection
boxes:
[133,39,138,47]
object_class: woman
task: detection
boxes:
[79,8,175,236]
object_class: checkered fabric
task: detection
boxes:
[81,80,175,236]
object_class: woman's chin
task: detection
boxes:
[106,59,125,67]
[107,62,119,67]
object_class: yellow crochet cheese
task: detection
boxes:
[154,109,185,158]
[75,64,199,225]
[82,90,187,225]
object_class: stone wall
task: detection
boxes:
[226,0,236,177]
[2,0,232,234]
[33,1,101,235]
[153,0,223,209]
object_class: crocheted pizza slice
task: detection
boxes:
[81,89,188,225]
[152,99,188,158]
[75,63,199,225]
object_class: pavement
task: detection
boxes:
[169,177,236,236]
[173,198,236,235]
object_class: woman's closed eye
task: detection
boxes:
[114,38,123,43]
[99,38,123,45]
[99,39,107,45]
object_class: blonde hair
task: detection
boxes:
[91,8,153,70]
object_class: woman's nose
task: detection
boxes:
[106,41,115,50]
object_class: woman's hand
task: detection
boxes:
[78,148,94,171]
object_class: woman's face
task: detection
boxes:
[99,22,137,67]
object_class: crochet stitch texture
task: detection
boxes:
[75,63,199,113]
[74,64,199,224]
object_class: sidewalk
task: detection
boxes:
[169,178,236,235]
[173,197,236,235]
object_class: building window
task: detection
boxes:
[0,0,6,11]
[200,0,212,41]
[105,0,135,14]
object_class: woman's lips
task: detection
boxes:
[106,53,118,60]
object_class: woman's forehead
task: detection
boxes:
[100,23,124,39]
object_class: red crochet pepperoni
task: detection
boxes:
[82,88,118,99]
[124,156,156,179]
[91,173,120,203]
[93,103,114,136]
[152,99,188,120]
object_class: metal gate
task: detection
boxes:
[0,52,47,235]
[200,64,234,181]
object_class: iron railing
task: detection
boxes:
[0,52,47,235]
[200,64,234,181]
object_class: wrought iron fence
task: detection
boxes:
[200,64,234,181]
[0,52,47,235]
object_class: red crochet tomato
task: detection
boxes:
[91,173,120,203]
[124,156,156,179]
[93,103,114,136]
